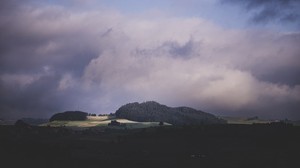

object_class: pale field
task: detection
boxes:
[86,116,112,121]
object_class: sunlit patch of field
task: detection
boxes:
[86,116,114,121]
[40,116,116,127]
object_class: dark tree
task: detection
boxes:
[115,101,226,126]
[49,111,88,121]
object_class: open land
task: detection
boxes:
[0,122,299,168]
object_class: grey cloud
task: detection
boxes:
[222,0,300,26]
[0,1,106,118]
[164,39,198,58]
[134,39,200,59]
[218,31,300,87]
[0,74,60,119]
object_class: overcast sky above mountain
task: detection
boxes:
[0,0,299,120]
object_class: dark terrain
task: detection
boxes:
[49,111,88,122]
[116,101,226,125]
[0,123,299,168]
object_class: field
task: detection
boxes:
[41,116,171,129]
[0,123,299,168]
[221,116,273,124]
[221,116,300,126]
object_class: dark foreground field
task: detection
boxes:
[0,124,299,168]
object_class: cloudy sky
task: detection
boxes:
[1,0,300,120]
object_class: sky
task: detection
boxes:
[0,0,300,120]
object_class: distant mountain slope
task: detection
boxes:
[115,101,226,125]
[49,111,88,121]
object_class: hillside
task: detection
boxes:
[115,101,226,125]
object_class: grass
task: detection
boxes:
[41,116,171,129]
[40,116,110,128]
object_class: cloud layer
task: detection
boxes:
[223,0,300,27]
[0,1,300,119]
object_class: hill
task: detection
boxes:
[49,111,88,122]
[115,101,226,125]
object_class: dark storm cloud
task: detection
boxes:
[0,13,99,75]
[0,75,61,119]
[222,0,300,26]
[231,32,300,87]
[0,1,102,118]
[0,0,103,76]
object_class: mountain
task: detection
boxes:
[115,101,226,125]
[49,111,88,122]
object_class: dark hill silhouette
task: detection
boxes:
[15,119,31,128]
[115,101,226,125]
[49,111,88,122]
